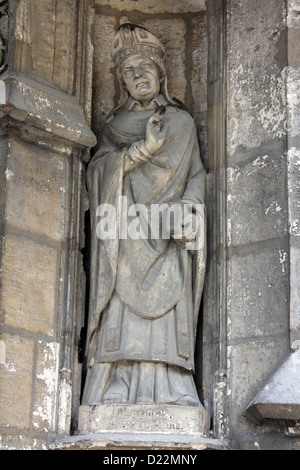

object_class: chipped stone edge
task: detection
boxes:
[52,431,227,451]
[244,349,300,424]
[0,73,97,151]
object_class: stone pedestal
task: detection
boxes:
[78,404,211,437]
[53,403,225,451]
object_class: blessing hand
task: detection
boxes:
[145,113,167,155]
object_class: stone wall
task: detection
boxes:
[0,0,96,449]
[204,0,300,450]
[226,0,290,446]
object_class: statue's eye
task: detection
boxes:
[123,67,134,75]
[141,62,154,69]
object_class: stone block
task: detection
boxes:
[95,0,206,14]
[0,333,34,429]
[191,15,208,166]
[92,15,117,139]
[0,434,47,450]
[227,338,289,428]
[239,435,292,451]
[55,432,226,451]
[293,439,300,450]
[288,27,300,67]
[246,350,300,422]
[226,0,286,157]
[78,404,210,437]
[5,138,67,241]
[228,243,289,340]
[288,145,300,236]
[227,154,287,246]
[0,137,8,239]
[12,0,78,95]
[290,242,300,336]
[0,76,97,150]
[1,234,58,336]
[32,340,60,433]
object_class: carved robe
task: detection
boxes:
[83,95,206,404]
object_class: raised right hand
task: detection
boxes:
[144,114,167,155]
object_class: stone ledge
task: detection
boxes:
[53,432,227,451]
[0,73,97,151]
[245,349,300,424]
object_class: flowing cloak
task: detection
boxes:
[85,96,206,373]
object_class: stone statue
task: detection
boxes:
[82,23,206,408]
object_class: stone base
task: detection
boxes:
[78,404,211,437]
[54,431,226,451]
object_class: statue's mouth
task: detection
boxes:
[135,80,150,90]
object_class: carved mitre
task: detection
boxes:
[111,23,164,69]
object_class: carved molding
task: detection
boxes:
[245,349,300,424]
[0,74,97,152]
[0,0,8,73]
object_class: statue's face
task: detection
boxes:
[121,54,161,105]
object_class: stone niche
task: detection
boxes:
[72,0,213,451]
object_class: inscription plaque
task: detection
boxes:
[78,404,210,436]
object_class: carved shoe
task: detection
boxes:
[102,376,129,404]
[175,394,201,407]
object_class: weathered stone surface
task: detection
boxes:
[246,349,300,423]
[239,435,292,451]
[0,75,97,150]
[293,439,300,450]
[95,0,206,14]
[227,338,289,426]
[1,234,58,336]
[286,67,300,139]
[287,0,300,66]
[142,19,187,104]
[192,14,208,166]
[0,434,48,450]
[55,432,226,451]
[290,243,300,345]
[0,333,34,429]
[92,15,117,141]
[32,341,60,433]
[226,0,286,160]
[78,404,210,437]
[11,0,78,95]
[227,154,288,246]
[5,137,67,241]
[0,0,96,453]
[227,243,289,340]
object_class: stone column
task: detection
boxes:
[286,0,300,353]
[0,0,96,449]
[206,0,300,449]
[244,0,300,443]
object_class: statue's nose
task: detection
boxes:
[133,66,144,77]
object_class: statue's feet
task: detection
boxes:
[175,394,201,407]
[103,392,127,404]
[102,377,128,404]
